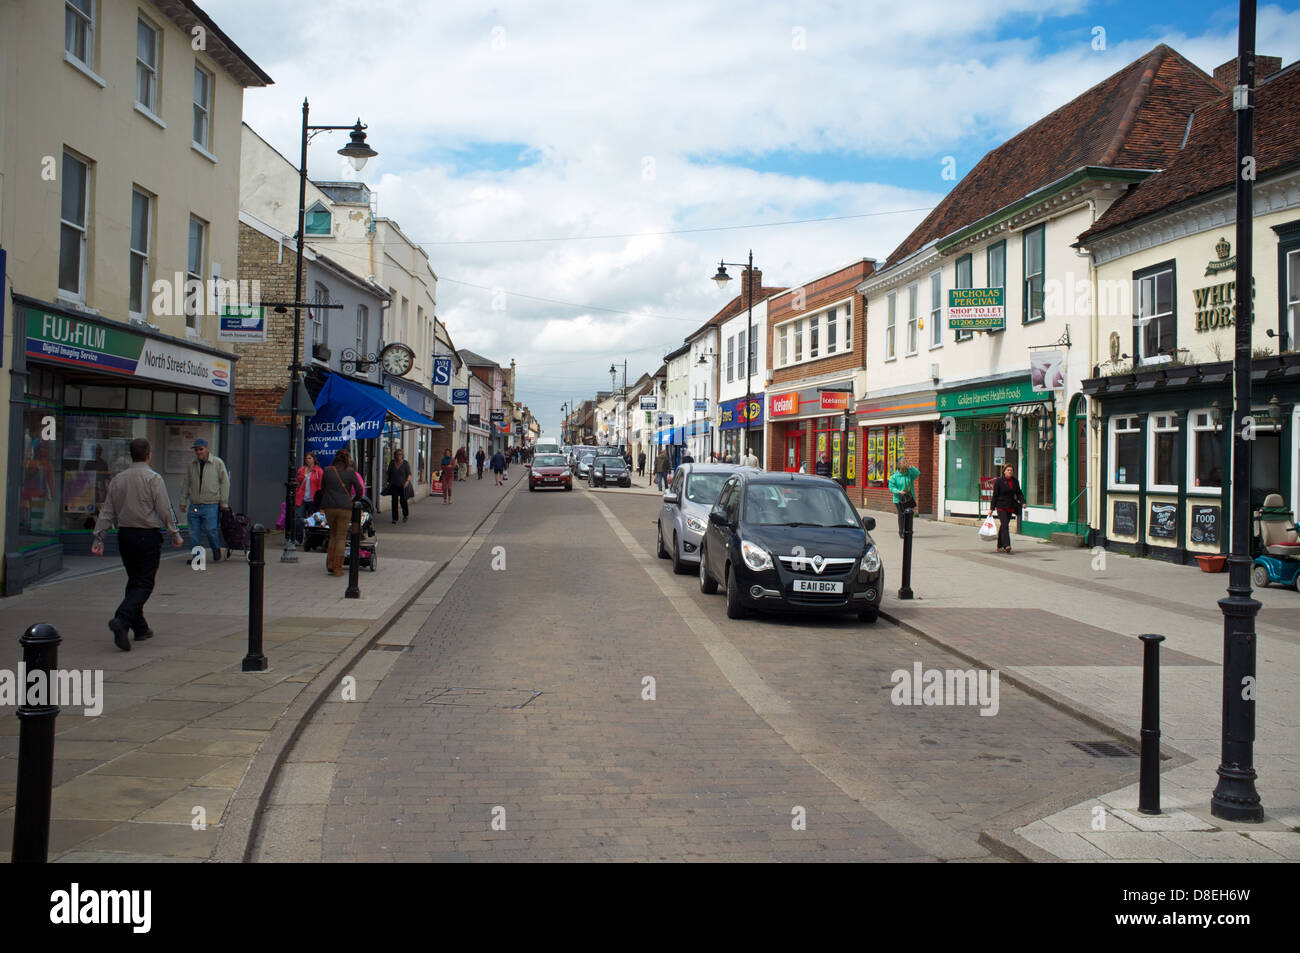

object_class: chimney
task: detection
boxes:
[1214,55,1282,89]
[740,268,763,309]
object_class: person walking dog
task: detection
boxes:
[91,438,183,651]
[888,464,921,539]
[320,449,362,576]
[179,437,229,564]
[989,464,1027,553]
[386,448,412,524]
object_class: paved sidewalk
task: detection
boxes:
[0,472,514,862]
[858,507,1300,862]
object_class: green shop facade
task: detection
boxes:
[1082,353,1300,564]
[5,296,236,593]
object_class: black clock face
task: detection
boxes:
[381,343,414,376]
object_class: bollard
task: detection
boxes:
[345,500,362,599]
[242,524,268,672]
[1138,633,1166,815]
[898,506,915,600]
[13,623,62,862]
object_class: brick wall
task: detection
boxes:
[233,222,301,425]
[858,422,938,514]
[768,260,874,388]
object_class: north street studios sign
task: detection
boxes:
[948,288,1006,331]
[218,305,267,342]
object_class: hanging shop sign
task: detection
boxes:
[948,288,1006,331]
[640,396,657,410]
[1030,350,1066,392]
[218,305,267,342]
[452,388,469,405]
[432,357,453,386]
[820,390,851,412]
[694,398,709,413]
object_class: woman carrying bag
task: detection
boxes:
[320,450,362,576]
[989,464,1027,554]
[294,451,324,544]
[386,448,413,524]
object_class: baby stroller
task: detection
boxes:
[1252,493,1300,590]
[219,508,252,559]
[302,509,330,553]
[344,497,379,572]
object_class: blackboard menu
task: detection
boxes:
[1191,505,1220,545]
[1150,502,1178,539]
[1113,500,1137,536]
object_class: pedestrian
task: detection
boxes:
[989,464,1027,554]
[91,438,183,651]
[385,448,412,524]
[724,452,734,464]
[476,447,486,480]
[319,449,362,576]
[742,446,760,468]
[637,450,646,477]
[440,448,455,503]
[503,448,510,480]
[491,448,507,485]
[888,463,921,539]
[681,453,694,464]
[294,451,324,544]
[655,449,670,491]
[179,437,229,564]
[814,453,830,477]
[455,445,468,481]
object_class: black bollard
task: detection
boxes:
[345,500,362,599]
[242,524,268,672]
[898,506,915,600]
[1138,633,1166,815]
[13,623,62,863]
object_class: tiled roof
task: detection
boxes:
[1080,60,1300,242]
[885,44,1222,266]
[685,287,788,341]
[457,348,499,368]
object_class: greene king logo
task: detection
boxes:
[890,662,999,716]
[50,884,151,933]
[0,666,103,716]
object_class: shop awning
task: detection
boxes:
[305,373,442,456]
[1006,401,1052,417]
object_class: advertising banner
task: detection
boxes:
[769,392,799,417]
[948,288,1006,331]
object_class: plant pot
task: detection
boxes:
[1196,554,1227,573]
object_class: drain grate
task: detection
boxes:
[423,688,541,709]
[373,644,412,652]
[1071,740,1137,758]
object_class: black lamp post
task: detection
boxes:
[713,251,759,463]
[280,99,377,564]
[609,361,628,451]
[1212,0,1263,822]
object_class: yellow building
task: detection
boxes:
[0,0,270,591]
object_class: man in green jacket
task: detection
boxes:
[179,438,230,563]
[888,465,920,539]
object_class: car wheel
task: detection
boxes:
[699,543,717,594]
[858,608,878,623]
[529,484,535,491]
[725,564,748,619]
[1252,564,1270,588]
[656,523,669,559]
[671,533,688,575]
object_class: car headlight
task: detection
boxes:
[741,540,773,571]
[685,516,706,533]
[861,546,881,574]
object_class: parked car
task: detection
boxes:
[590,456,631,487]
[657,463,747,574]
[697,472,883,623]
[529,453,573,491]
[576,452,597,478]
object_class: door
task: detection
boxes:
[785,431,803,472]
[1068,394,1087,528]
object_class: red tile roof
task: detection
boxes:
[1079,60,1300,242]
[884,44,1223,266]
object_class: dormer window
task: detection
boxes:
[305,202,332,237]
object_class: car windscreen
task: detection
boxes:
[685,473,728,504]
[534,455,566,467]
[580,454,595,463]
[599,459,627,469]
[742,483,861,527]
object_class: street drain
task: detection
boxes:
[423,688,541,709]
[373,644,412,652]
[1071,740,1137,758]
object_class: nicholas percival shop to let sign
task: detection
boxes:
[7,298,236,590]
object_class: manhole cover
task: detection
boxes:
[1071,740,1136,758]
[423,688,541,709]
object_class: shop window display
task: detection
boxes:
[1023,412,1054,507]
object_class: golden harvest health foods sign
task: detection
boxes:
[948,288,1005,331]
[25,308,231,393]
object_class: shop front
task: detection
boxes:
[383,375,442,500]
[717,393,765,463]
[937,378,1057,534]
[766,382,854,482]
[856,388,938,515]
[7,297,236,591]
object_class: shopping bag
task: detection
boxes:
[978,515,998,542]
[431,478,444,495]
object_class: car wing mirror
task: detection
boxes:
[862,516,876,531]
[663,492,679,504]
[709,509,727,526]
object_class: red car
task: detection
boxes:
[529,453,573,491]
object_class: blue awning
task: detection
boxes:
[306,373,442,456]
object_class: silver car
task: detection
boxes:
[657,463,755,573]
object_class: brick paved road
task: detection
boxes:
[306,483,1135,861]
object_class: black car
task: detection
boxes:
[590,456,632,487]
[697,472,883,622]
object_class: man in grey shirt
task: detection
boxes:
[92,438,183,651]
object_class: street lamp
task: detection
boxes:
[712,251,759,464]
[609,360,627,451]
[280,98,378,564]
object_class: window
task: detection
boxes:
[906,283,919,355]
[954,254,973,341]
[726,335,735,383]
[193,66,212,149]
[186,216,206,329]
[1134,263,1176,364]
[826,307,837,355]
[864,426,904,487]
[1109,415,1141,489]
[59,152,90,301]
[793,320,803,362]
[809,315,819,359]
[357,304,369,355]
[1148,413,1179,491]
[305,201,331,237]
[843,300,852,350]
[136,18,159,113]
[929,271,942,348]
[749,322,758,376]
[737,329,746,381]
[1024,412,1054,506]
[65,0,94,67]
[778,324,788,366]
[1188,411,1224,492]
[1023,225,1045,323]
[987,240,1006,333]
[311,283,329,347]
[129,188,151,319]
[1287,248,1300,351]
[885,292,897,359]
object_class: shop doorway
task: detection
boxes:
[785,432,803,472]
[1068,394,1088,529]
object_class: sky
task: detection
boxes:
[202,0,1300,435]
